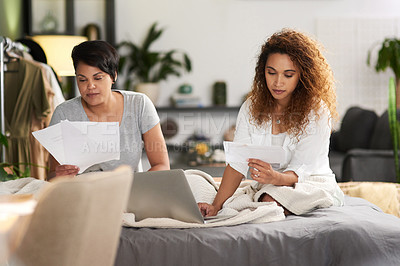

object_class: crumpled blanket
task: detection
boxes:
[122,170,337,228]
[1,170,336,229]
[255,182,335,215]
[0,177,47,197]
[122,170,286,228]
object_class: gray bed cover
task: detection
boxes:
[115,196,400,266]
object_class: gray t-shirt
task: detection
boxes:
[49,90,159,172]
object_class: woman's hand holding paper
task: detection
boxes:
[248,159,281,185]
[248,159,298,187]
[55,164,80,178]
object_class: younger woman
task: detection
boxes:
[199,29,344,216]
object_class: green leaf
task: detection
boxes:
[184,54,192,72]
[142,22,163,52]
[388,77,400,182]
[0,167,10,177]
[376,44,390,72]
[20,166,31,178]
[393,42,400,78]
[0,132,8,148]
[118,56,127,72]
[371,38,400,80]
[117,22,192,84]
[0,166,16,181]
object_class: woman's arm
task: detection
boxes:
[198,102,251,216]
[282,108,332,182]
[142,123,170,171]
[198,165,244,216]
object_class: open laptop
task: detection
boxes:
[126,169,231,224]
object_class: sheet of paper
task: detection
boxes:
[32,120,120,173]
[32,121,66,163]
[223,141,285,165]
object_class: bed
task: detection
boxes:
[115,195,400,266]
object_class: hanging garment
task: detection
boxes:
[18,50,64,179]
[4,58,50,176]
[39,63,65,108]
[30,62,55,179]
[21,51,64,109]
[23,52,67,178]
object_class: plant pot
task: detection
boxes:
[135,83,160,105]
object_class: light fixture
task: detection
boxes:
[31,35,88,77]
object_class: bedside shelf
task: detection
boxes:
[156,106,240,112]
[167,143,224,152]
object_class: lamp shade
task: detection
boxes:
[31,35,88,76]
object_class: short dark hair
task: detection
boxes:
[71,40,119,81]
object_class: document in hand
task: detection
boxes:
[32,120,120,173]
[223,141,285,166]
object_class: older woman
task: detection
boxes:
[48,40,169,179]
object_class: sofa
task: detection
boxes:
[329,106,399,182]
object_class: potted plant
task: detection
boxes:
[117,22,192,104]
[0,133,32,180]
[368,38,400,181]
[367,38,400,107]
[388,77,400,182]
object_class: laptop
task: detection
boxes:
[126,169,232,224]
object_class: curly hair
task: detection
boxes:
[248,28,337,139]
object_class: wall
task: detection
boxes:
[30,0,66,34]
[115,0,400,120]
[0,0,23,40]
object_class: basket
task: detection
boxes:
[338,181,400,217]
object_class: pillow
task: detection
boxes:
[369,110,400,150]
[337,107,378,152]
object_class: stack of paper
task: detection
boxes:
[223,141,285,166]
[32,120,120,173]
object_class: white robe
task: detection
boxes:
[230,99,344,213]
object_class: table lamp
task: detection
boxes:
[31,35,88,98]
[31,35,88,77]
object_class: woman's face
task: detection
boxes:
[75,62,115,106]
[265,53,300,106]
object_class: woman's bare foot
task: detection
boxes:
[259,193,292,216]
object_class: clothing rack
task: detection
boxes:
[1,36,6,163]
[0,36,29,162]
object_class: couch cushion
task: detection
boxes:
[369,110,400,150]
[338,107,378,152]
[328,150,345,181]
[341,149,398,183]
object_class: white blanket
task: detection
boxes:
[0,177,47,197]
[0,170,335,229]
[122,170,286,228]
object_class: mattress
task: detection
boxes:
[115,196,400,266]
